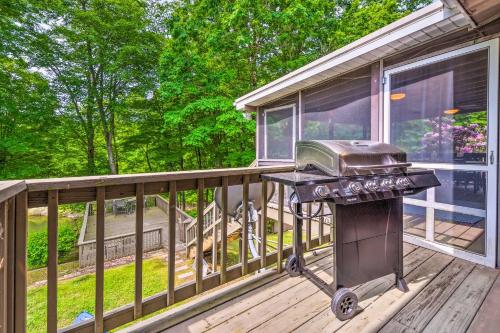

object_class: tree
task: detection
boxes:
[159,0,432,172]
[26,0,164,174]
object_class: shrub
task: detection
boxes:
[27,224,79,269]
[27,231,48,269]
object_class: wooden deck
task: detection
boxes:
[154,243,499,333]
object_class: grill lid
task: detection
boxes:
[295,140,409,176]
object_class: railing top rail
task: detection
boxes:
[24,165,294,192]
[0,180,27,202]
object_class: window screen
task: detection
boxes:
[303,66,372,140]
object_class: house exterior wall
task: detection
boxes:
[254,19,500,266]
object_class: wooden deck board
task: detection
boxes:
[467,274,500,333]
[290,245,429,333]
[150,243,499,333]
[380,258,475,333]
[423,265,499,333]
[165,250,333,332]
[252,244,423,333]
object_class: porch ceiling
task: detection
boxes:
[234,1,471,110]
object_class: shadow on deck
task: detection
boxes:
[121,243,500,333]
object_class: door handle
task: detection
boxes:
[490,151,495,165]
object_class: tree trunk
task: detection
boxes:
[104,131,117,174]
[86,132,96,175]
[86,108,96,175]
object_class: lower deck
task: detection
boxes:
[131,243,500,333]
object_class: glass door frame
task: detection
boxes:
[263,103,296,162]
[382,39,499,267]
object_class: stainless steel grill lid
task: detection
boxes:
[295,140,410,176]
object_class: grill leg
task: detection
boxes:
[396,276,409,292]
[294,203,304,269]
[285,203,305,276]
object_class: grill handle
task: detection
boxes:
[346,162,412,170]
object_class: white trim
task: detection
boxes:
[384,38,499,267]
[404,198,486,217]
[235,2,466,110]
[409,162,489,171]
[298,91,303,140]
[383,40,495,76]
[263,104,296,160]
[404,234,491,266]
[256,106,260,164]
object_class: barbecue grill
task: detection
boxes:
[262,140,440,320]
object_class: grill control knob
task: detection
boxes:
[396,177,411,188]
[314,185,330,198]
[380,178,396,189]
[348,182,363,194]
[364,180,379,192]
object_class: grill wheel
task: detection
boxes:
[285,254,305,277]
[331,288,358,321]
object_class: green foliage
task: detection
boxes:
[0,0,431,180]
[27,223,79,269]
[27,231,48,269]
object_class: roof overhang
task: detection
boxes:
[235,1,471,110]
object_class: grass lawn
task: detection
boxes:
[27,257,190,332]
[26,230,297,332]
[225,230,294,267]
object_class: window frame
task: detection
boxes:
[262,103,297,162]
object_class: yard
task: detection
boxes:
[26,230,294,332]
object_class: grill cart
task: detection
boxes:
[262,140,440,320]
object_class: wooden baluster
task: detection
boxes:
[241,175,249,276]
[15,191,27,333]
[306,203,312,251]
[47,190,58,332]
[196,179,204,294]
[0,201,5,333]
[168,181,176,306]
[95,187,105,333]
[277,184,284,273]
[134,184,144,319]
[260,180,267,268]
[211,205,217,274]
[220,177,228,284]
[319,204,324,245]
[4,198,15,333]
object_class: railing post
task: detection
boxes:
[15,191,27,333]
[168,181,176,305]
[241,175,249,276]
[3,198,15,333]
[0,201,5,333]
[95,187,105,333]
[47,190,59,332]
[196,179,204,294]
[277,184,284,273]
[134,183,144,319]
[220,177,228,285]
[260,180,267,268]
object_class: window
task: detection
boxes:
[264,104,296,160]
[389,50,488,164]
[303,66,372,140]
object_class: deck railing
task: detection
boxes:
[0,165,337,333]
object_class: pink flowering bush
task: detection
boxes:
[421,116,486,157]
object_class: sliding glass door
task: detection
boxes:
[383,39,499,267]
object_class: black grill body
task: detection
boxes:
[262,140,440,318]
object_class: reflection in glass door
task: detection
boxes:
[383,39,499,267]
